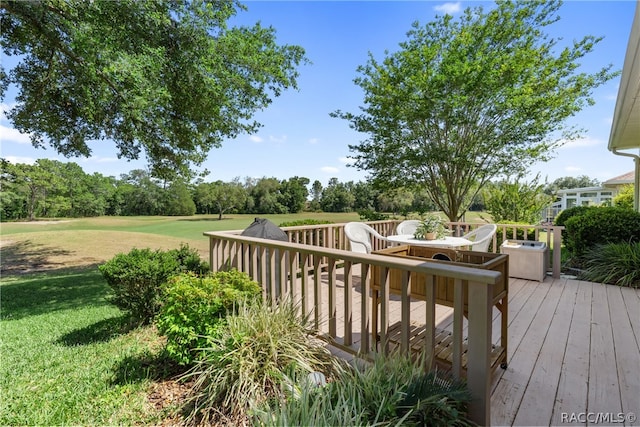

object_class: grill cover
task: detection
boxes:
[240,218,288,241]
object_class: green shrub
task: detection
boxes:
[358,208,389,221]
[613,184,635,210]
[553,206,596,249]
[156,270,262,365]
[279,219,333,227]
[581,242,640,287]
[553,205,595,227]
[564,207,640,259]
[182,300,340,425]
[254,354,473,426]
[98,244,208,324]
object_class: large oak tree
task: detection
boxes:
[0,0,306,178]
[333,0,617,221]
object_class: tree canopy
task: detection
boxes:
[333,0,617,221]
[0,0,307,178]
[543,175,600,195]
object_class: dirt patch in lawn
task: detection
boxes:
[0,230,209,276]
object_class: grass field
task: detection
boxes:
[0,213,361,275]
[1,211,496,425]
[0,213,364,425]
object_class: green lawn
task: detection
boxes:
[0,212,362,425]
[0,212,362,238]
[0,270,166,425]
[0,211,499,425]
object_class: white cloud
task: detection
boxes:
[0,124,32,144]
[560,136,603,149]
[4,155,36,165]
[269,134,287,144]
[434,2,461,14]
[308,138,319,144]
[249,135,264,143]
[321,166,339,174]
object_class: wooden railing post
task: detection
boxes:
[466,280,493,426]
[552,226,563,279]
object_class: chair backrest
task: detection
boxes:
[395,220,422,235]
[462,224,497,252]
[344,222,384,254]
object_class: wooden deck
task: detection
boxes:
[317,273,640,426]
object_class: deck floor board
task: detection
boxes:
[302,269,639,426]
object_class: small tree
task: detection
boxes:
[613,184,635,210]
[483,174,553,224]
[333,0,618,222]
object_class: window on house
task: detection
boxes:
[567,198,577,208]
[580,192,597,197]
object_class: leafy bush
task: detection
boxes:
[564,207,640,259]
[358,208,389,221]
[554,205,594,227]
[181,300,340,425]
[279,219,333,227]
[254,354,473,426]
[156,270,262,365]
[613,184,635,210]
[581,242,640,287]
[553,206,594,248]
[98,244,208,324]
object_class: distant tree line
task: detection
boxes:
[0,159,439,221]
[1,159,609,222]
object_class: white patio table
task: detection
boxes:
[386,234,473,249]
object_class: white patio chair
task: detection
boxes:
[344,222,390,254]
[461,224,497,252]
[395,219,422,235]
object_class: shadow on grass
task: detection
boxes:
[57,315,134,346]
[111,350,186,385]
[0,268,112,320]
[0,239,75,275]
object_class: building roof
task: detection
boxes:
[608,1,640,152]
[556,186,604,195]
[603,171,636,185]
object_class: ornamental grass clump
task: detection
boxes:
[581,242,640,288]
[254,353,474,426]
[181,299,341,425]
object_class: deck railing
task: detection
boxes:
[205,222,507,425]
[278,219,564,278]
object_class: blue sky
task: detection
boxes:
[1,1,637,186]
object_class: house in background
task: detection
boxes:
[555,170,635,209]
[542,170,635,222]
